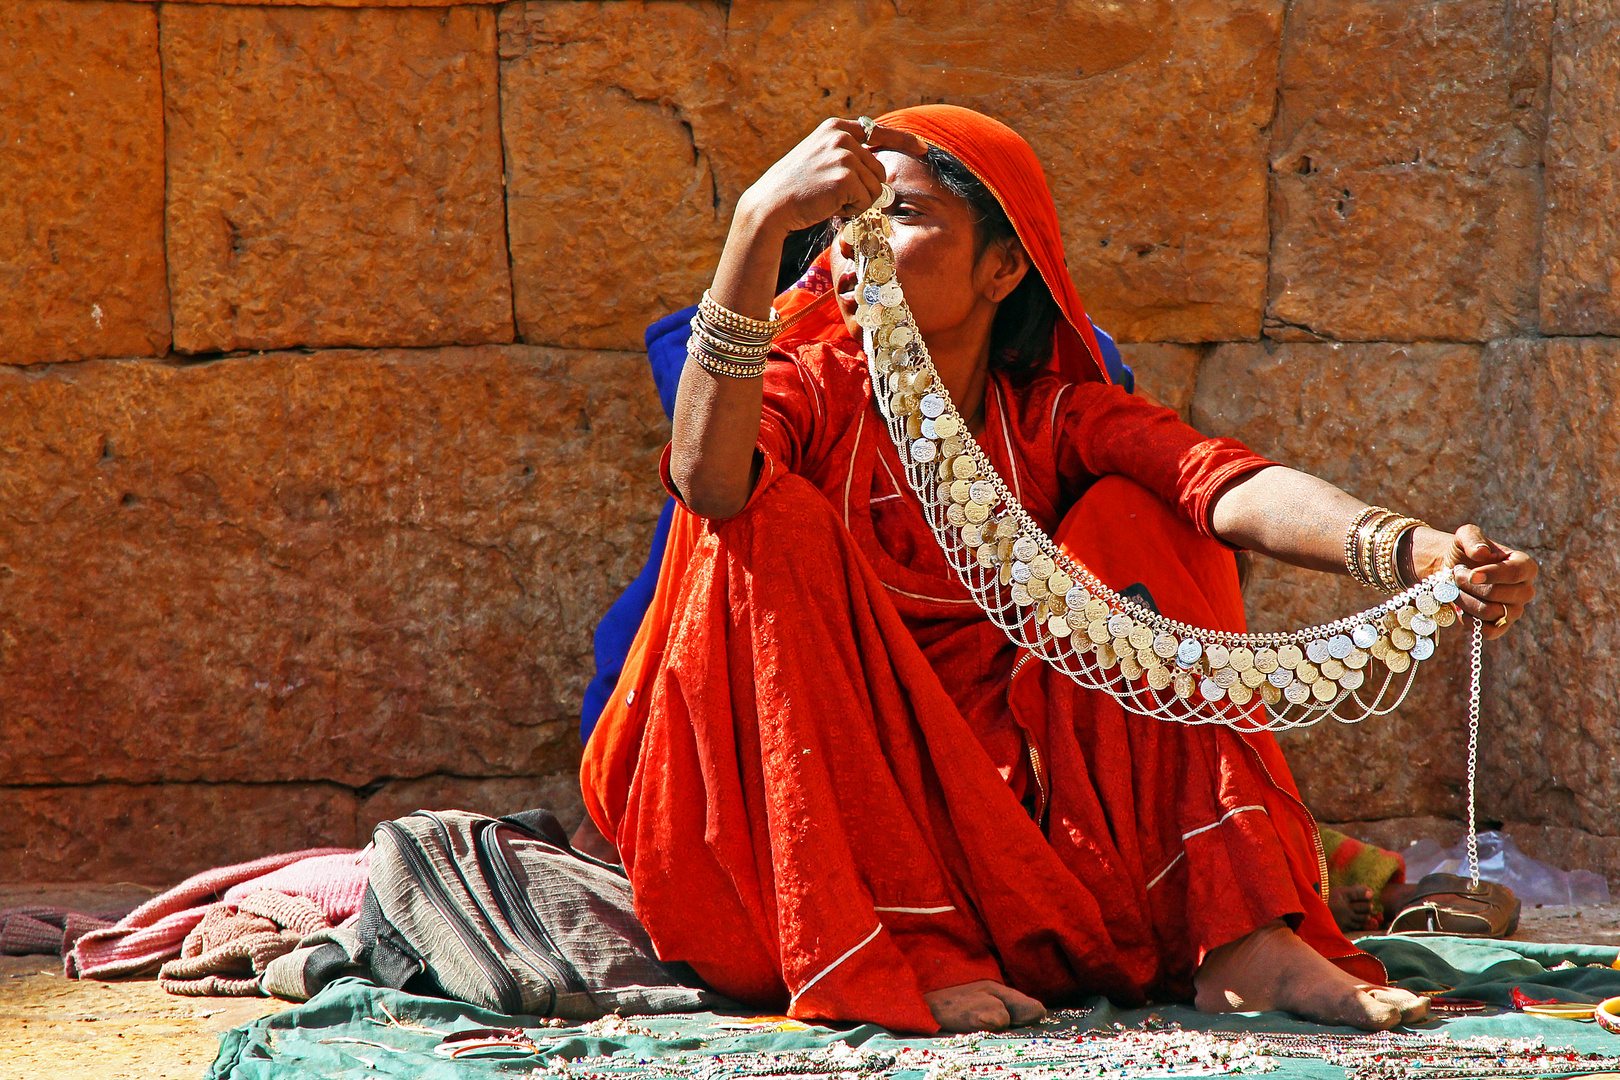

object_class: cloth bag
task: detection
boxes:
[350,808,723,1018]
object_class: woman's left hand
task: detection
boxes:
[1410,525,1538,640]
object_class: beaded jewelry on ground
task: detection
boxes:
[515,1015,1620,1080]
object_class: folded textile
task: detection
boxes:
[1,906,122,957]
[68,847,354,980]
[2,914,69,956]
[221,849,370,924]
[260,926,367,1003]
[160,890,331,997]
[1321,827,1406,920]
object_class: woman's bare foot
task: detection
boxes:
[924,980,1046,1032]
[1328,884,1379,932]
[1194,921,1428,1030]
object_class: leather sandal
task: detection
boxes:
[1387,873,1521,938]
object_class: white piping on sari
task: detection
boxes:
[789,923,883,1006]
[991,380,1024,505]
[1144,805,1268,892]
[1182,804,1266,841]
[844,409,866,527]
[1048,383,1073,463]
[1144,853,1185,892]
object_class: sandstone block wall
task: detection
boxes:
[3,0,1616,887]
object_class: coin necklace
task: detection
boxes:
[845,186,1488,886]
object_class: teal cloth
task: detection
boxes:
[1360,934,1620,1004]
[209,937,1620,1080]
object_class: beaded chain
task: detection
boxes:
[503,1016,1620,1080]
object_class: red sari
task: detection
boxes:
[582,106,1379,1033]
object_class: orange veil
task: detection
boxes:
[773,104,1110,387]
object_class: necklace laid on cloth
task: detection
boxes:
[515,1015,1620,1080]
[843,186,1490,886]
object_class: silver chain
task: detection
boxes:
[1466,615,1484,890]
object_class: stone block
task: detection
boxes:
[1473,338,1620,838]
[499,1,731,352]
[1268,0,1551,342]
[162,4,512,353]
[1117,343,1204,422]
[1541,0,1620,334]
[1193,342,1487,822]
[1502,821,1620,894]
[1323,816,1468,855]
[501,0,1281,349]
[1327,817,1620,893]
[1197,338,1620,849]
[0,0,171,364]
[161,0,460,5]
[0,346,666,788]
[0,783,360,885]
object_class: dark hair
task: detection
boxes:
[921,147,1060,378]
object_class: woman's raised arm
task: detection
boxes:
[1210,465,1538,639]
[668,118,925,519]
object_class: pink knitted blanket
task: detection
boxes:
[67,847,368,980]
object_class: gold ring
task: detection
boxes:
[1494,614,1510,628]
[858,115,876,141]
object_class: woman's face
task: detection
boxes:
[829,151,994,342]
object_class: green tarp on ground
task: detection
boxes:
[209,936,1620,1080]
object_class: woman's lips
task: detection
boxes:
[835,268,859,309]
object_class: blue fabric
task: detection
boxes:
[642,305,696,417]
[578,307,1131,741]
[1090,322,1131,393]
[576,306,696,742]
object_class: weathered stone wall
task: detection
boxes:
[3,0,1616,885]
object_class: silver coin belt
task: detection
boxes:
[845,191,1478,734]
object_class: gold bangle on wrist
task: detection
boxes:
[687,335,766,379]
[1388,521,1425,591]
[1372,516,1425,592]
[1344,506,1388,588]
[1358,509,1397,589]
[698,290,779,342]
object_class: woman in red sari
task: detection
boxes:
[580,106,1537,1034]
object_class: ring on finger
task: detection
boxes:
[858,115,876,141]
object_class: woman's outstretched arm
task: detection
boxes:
[668,119,925,519]
[1209,465,1538,639]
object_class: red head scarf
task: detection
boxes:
[775,104,1108,385]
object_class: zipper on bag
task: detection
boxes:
[479,824,588,1001]
[419,813,565,1015]
[377,819,524,1014]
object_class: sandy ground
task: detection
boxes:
[0,883,284,1079]
[2,882,1618,1079]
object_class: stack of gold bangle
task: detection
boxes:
[1345,506,1427,592]
[687,290,780,379]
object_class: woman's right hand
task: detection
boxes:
[672,118,926,520]
[738,117,929,237]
